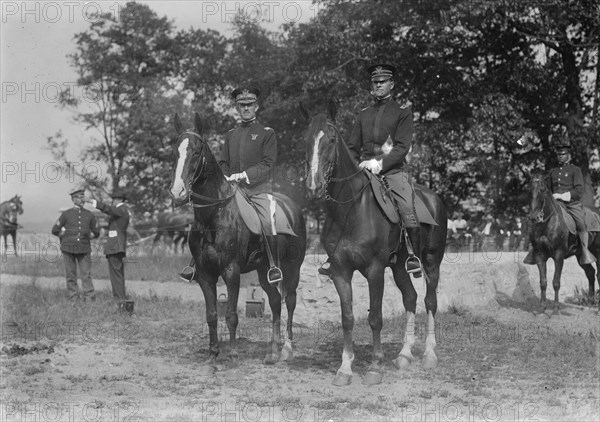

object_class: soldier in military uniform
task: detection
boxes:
[87,188,132,306]
[320,63,423,278]
[52,189,100,301]
[179,84,282,283]
[524,143,596,265]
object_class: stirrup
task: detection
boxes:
[267,266,283,285]
[318,261,332,276]
[405,255,422,278]
[179,265,195,282]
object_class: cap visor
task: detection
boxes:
[371,75,392,82]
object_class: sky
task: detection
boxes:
[1,0,317,231]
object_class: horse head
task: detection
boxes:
[170,113,222,206]
[304,102,345,199]
[529,173,550,223]
[10,195,23,215]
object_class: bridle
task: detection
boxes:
[322,121,370,204]
[178,131,237,208]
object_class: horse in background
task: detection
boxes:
[0,195,24,256]
[528,173,600,311]
[169,113,306,373]
[151,210,194,254]
[303,104,447,386]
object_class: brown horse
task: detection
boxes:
[0,195,23,256]
[304,105,447,386]
[169,113,307,372]
[528,174,600,311]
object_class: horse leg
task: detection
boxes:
[362,265,385,385]
[257,268,282,365]
[537,261,549,310]
[391,265,417,369]
[222,262,241,358]
[552,257,564,314]
[422,253,440,369]
[579,262,596,302]
[197,274,220,374]
[331,267,355,386]
[11,231,17,256]
[281,264,299,362]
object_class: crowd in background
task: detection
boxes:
[447,211,530,252]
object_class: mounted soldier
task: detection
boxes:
[319,63,424,278]
[524,141,596,265]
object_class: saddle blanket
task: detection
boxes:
[366,172,438,226]
[235,191,297,237]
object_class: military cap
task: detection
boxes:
[110,188,128,200]
[69,188,85,196]
[554,141,571,152]
[231,85,260,105]
[367,63,396,82]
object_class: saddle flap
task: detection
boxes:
[367,172,401,224]
[583,206,600,232]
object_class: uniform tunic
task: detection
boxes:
[52,206,100,299]
[548,163,586,231]
[220,119,276,196]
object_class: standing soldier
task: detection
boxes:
[52,189,100,301]
[87,188,132,310]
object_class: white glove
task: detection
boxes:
[552,192,571,202]
[225,172,249,183]
[359,159,383,175]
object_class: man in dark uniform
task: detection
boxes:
[87,188,132,307]
[524,143,596,265]
[52,188,100,301]
[179,84,282,283]
[319,63,423,277]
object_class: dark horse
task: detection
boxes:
[169,113,306,371]
[528,173,600,311]
[151,210,194,254]
[0,195,23,256]
[304,105,447,386]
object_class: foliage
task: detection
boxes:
[48,0,599,222]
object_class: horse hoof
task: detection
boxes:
[362,371,384,385]
[422,354,438,369]
[198,365,216,376]
[263,354,279,365]
[332,372,352,386]
[393,355,412,369]
[281,344,293,361]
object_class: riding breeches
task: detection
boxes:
[385,171,419,228]
[250,193,277,236]
[565,200,586,232]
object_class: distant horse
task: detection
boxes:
[151,211,193,254]
[304,105,447,386]
[0,195,23,256]
[528,174,600,311]
[169,113,307,371]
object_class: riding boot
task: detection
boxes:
[405,226,423,278]
[523,246,536,265]
[578,232,596,265]
[266,235,283,284]
[178,258,196,282]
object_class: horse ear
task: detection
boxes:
[174,114,183,134]
[194,113,203,134]
[299,102,309,122]
[327,100,338,122]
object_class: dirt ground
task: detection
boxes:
[1,251,599,421]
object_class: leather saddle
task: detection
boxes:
[557,202,600,234]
